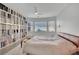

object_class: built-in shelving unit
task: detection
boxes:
[0,3,27,48]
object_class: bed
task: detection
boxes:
[22,35,78,55]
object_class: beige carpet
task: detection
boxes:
[5,45,24,55]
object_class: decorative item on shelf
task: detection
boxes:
[1,11,6,23]
[0,41,6,48]
[17,29,18,33]
[13,38,16,42]
[7,30,10,35]
[0,3,5,10]
[1,30,7,47]
[13,30,16,41]
[0,3,3,10]
[11,9,13,14]
[14,29,15,33]
[8,13,11,19]
[20,15,22,25]
[15,29,18,40]
[6,13,11,23]
[5,6,8,12]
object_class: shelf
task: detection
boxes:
[0,3,27,49]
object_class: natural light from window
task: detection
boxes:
[35,22,47,32]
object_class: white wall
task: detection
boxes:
[57,4,79,36]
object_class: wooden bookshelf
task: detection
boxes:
[0,3,27,48]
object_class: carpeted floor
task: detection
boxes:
[72,52,79,55]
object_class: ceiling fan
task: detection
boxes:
[28,6,43,18]
[34,6,43,15]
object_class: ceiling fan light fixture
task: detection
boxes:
[34,12,38,15]
[34,6,38,15]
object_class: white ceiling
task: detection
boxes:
[3,3,70,18]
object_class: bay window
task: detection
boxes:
[28,20,56,32]
[34,22,47,32]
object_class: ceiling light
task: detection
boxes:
[34,12,38,15]
[34,6,38,15]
